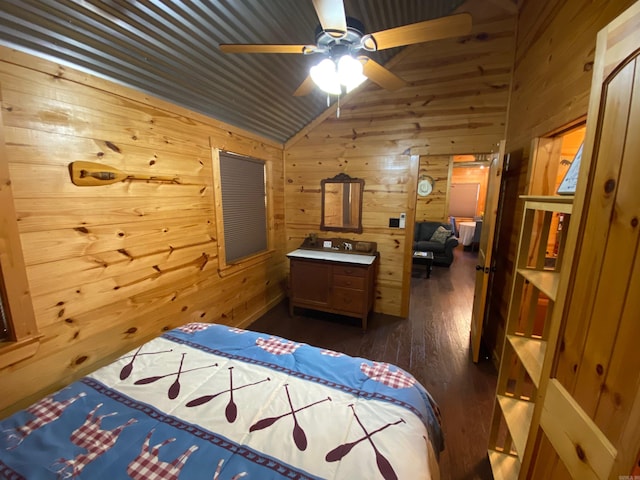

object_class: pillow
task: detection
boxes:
[429,226,451,244]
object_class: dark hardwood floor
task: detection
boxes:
[249,246,497,480]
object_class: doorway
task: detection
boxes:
[450,156,490,250]
[412,150,501,365]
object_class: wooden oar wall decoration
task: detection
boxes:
[69,161,182,186]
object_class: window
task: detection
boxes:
[449,183,480,218]
[0,121,40,365]
[213,150,271,273]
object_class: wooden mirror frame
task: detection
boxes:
[320,173,364,234]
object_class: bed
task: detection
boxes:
[0,323,443,479]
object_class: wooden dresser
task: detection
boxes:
[287,248,378,330]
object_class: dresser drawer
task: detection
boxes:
[333,274,365,290]
[332,288,365,314]
[333,265,366,277]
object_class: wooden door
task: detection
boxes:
[528,2,640,477]
[470,140,505,363]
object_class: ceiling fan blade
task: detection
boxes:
[312,0,347,36]
[361,59,408,91]
[370,13,472,51]
[219,44,313,54]
[293,75,316,96]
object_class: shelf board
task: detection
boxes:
[498,395,535,458]
[508,335,547,387]
[488,449,521,480]
[517,268,560,300]
[520,195,574,214]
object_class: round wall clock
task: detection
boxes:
[417,176,434,197]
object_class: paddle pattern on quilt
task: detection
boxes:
[0,323,443,479]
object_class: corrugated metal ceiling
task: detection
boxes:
[0,0,466,143]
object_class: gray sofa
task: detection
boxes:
[413,221,459,267]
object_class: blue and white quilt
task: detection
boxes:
[0,323,443,479]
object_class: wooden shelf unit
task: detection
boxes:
[488,450,521,480]
[488,196,573,479]
[515,268,560,300]
[489,8,640,476]
[497,395,535,456]
[506,335,546,388]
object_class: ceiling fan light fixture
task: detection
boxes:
[310,55,367,95]
[337,54,361,79]
[310,57,341,95]
[344,74,367,93]
[337,54,367,92]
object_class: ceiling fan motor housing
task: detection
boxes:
[312,16,376,58]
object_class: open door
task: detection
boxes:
[470,140,505,363]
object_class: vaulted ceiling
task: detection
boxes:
[0,0,468,143]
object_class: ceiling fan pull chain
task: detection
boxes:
[336,94,340,118]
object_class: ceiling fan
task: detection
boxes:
[219,0,472,96]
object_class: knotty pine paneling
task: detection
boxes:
[507,0,635,150]
[483,0,637,365]
[0,48,287,417]
[416,155,452,223]
[284,153,415,317]
[285,0,514,316]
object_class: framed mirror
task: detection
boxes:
[320,173,364,234]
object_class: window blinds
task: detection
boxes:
[219,152,267,262]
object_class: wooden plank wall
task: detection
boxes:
[415,155,451,223]
[484,0,636,362]
[0,48,287,417]
[285,0,515,316]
